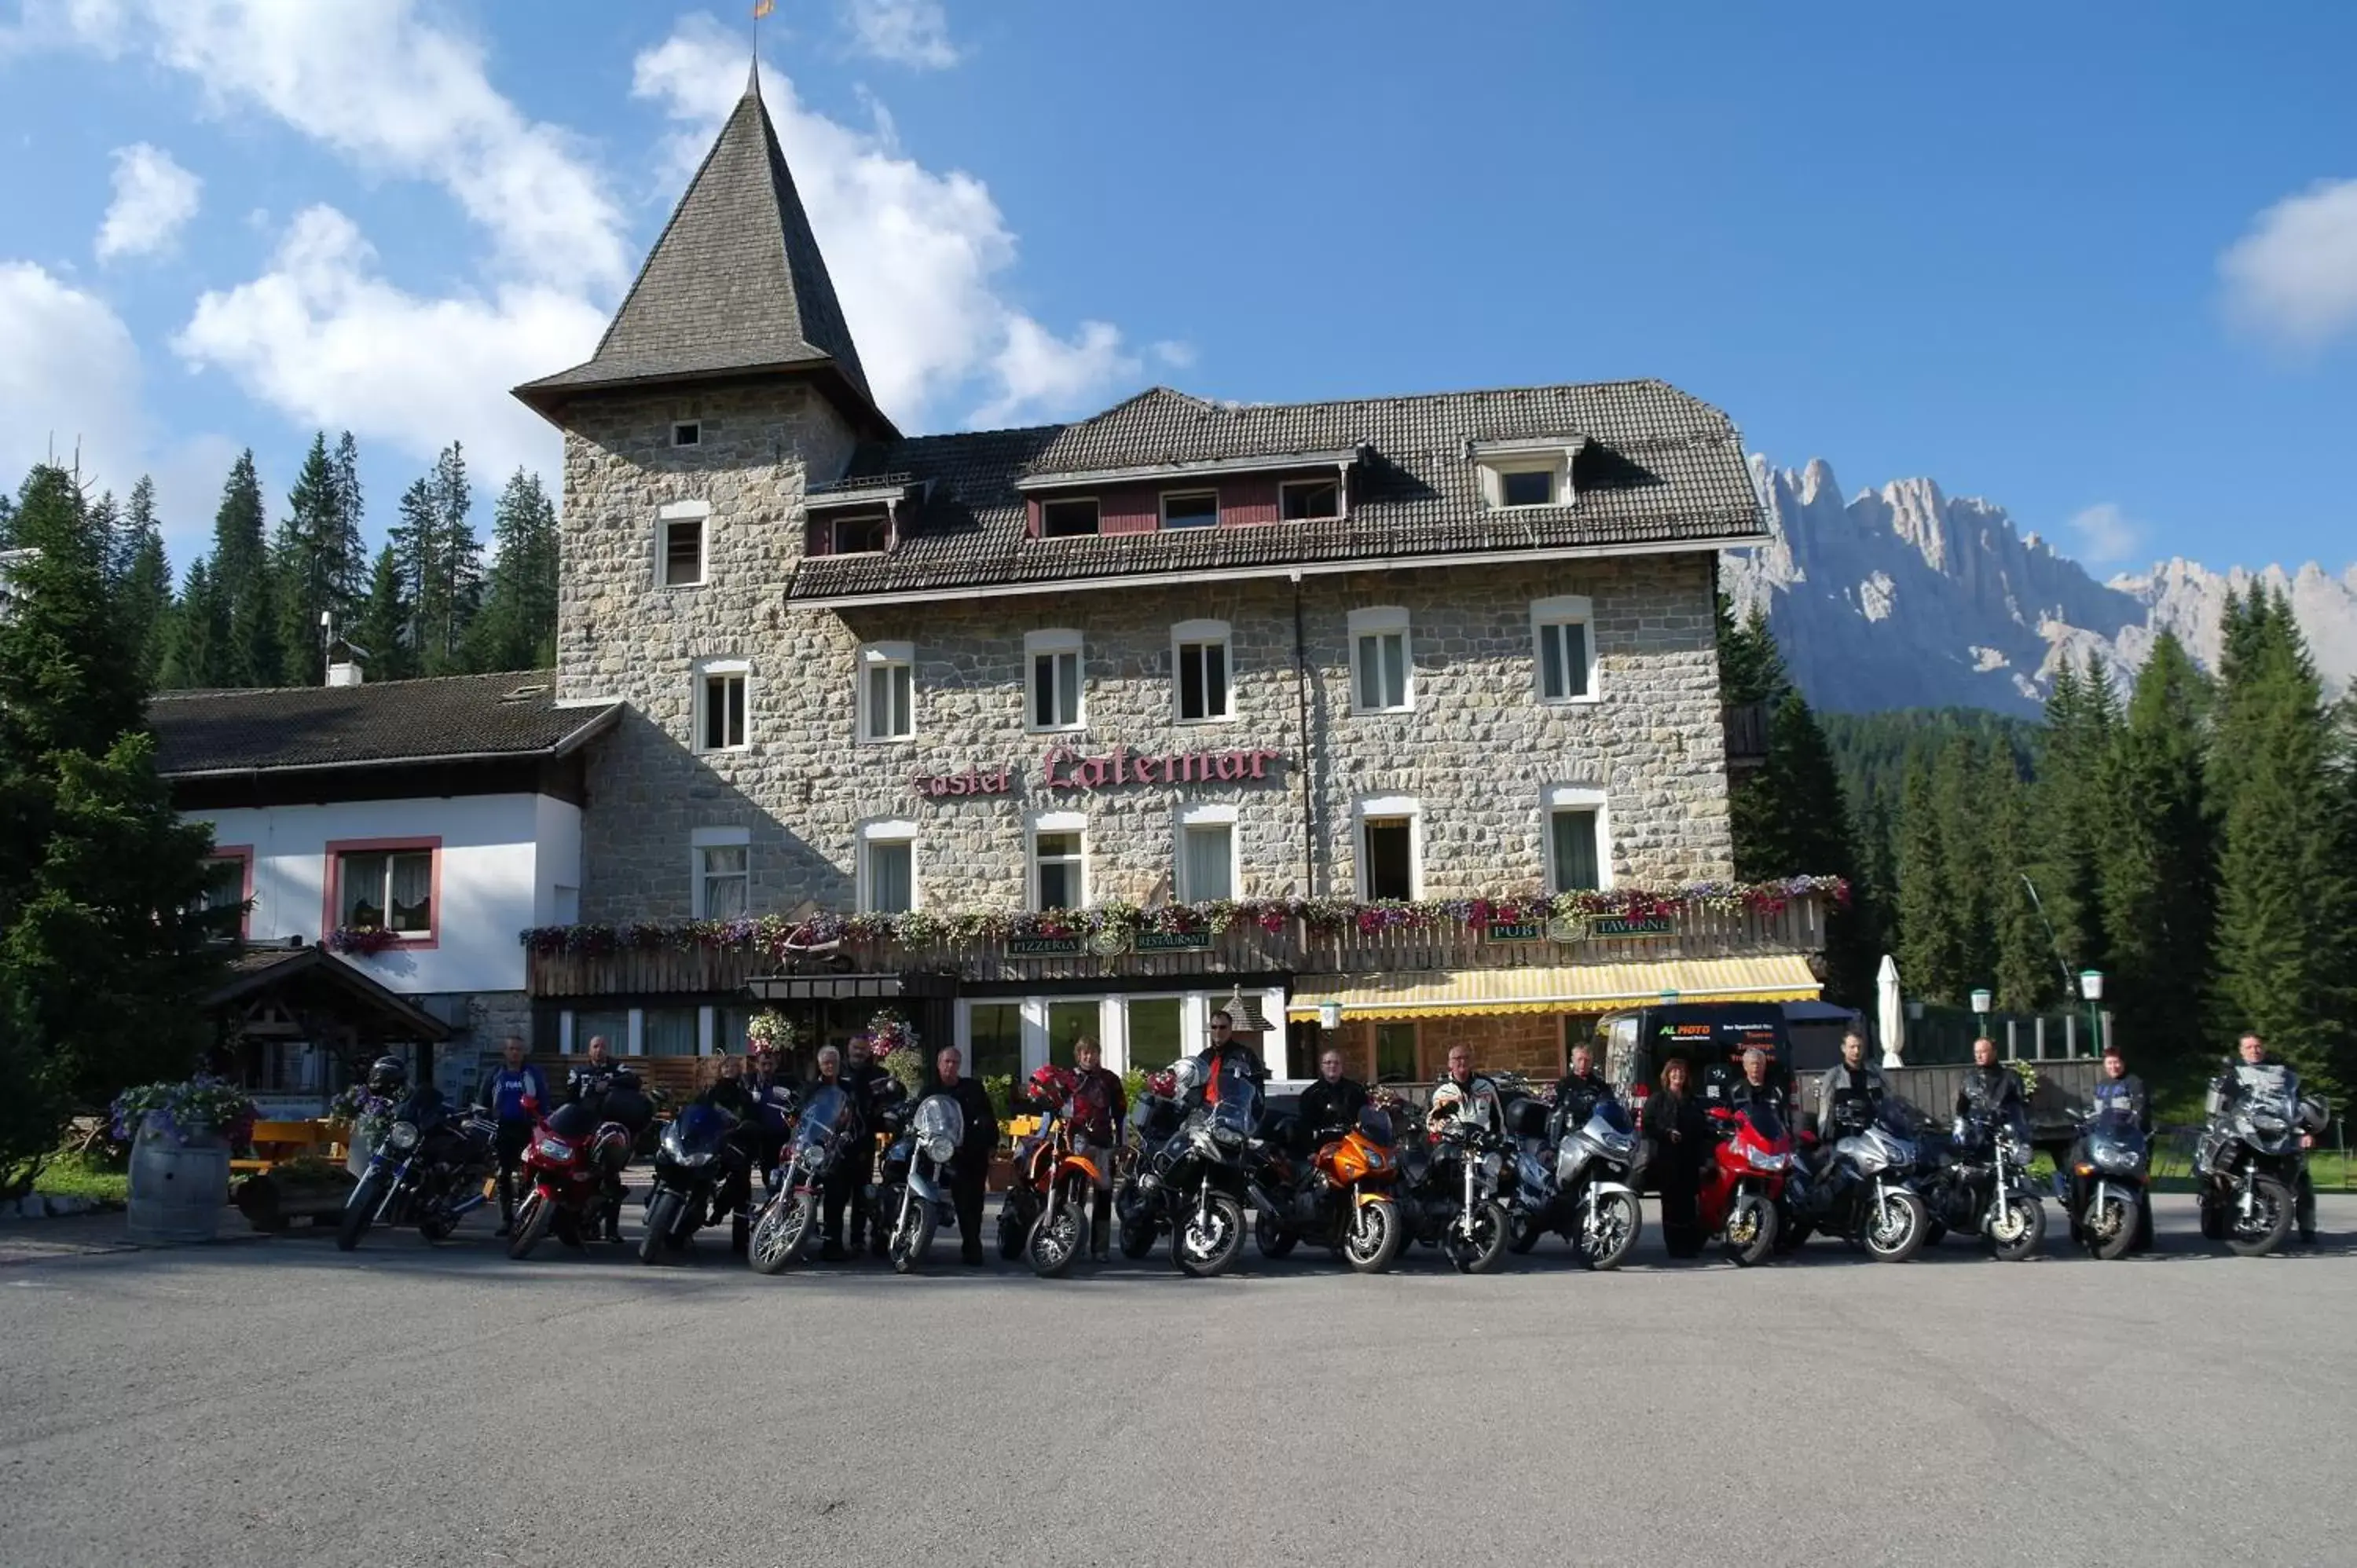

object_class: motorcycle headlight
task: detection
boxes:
[386,1121,420,1152]
[924,1133,956,1165]
[534,1136,574,1162]
[1211,1120,1244,1148]
[1746,1148,1789,1171]
[2093,1144,2137,1173]
[677,1149,715,1168]
[1599,1131,1633,1157]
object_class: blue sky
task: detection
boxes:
[2,2,2352,578]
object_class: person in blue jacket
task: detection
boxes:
[474,1036,549,1236]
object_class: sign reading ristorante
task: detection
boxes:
[914,746,1285,799]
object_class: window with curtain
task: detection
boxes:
[698,843,750,918]
[643,1008,698,1057]
[574,1010,630,1057]
[863,838,914,914]
[860,647,913,741]
[1348,610,1412,713]
[1031,647,1082,729]
[1550,808,1601,892]
[1033,830,1084,910]
[1181,822,1233,901]
[338,848,433,936]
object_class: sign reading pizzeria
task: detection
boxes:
[912,746,1287,800]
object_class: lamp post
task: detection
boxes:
[2078,969,2104,1059]
[1317,1000,1342,1033]
[1659,990,1681,1007]
[1970,987,1992,1060]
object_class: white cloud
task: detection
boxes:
[173,206,601,494]
[634,15,1145,428]
[2066,502,2143,566]
[839,0,959,69]
[95,142,201,261]
[1149,339,1197,370]
[2220,177,2357,353]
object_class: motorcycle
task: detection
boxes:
[746,1083,854,1274]
[636,1101,761,1265]
[1113,1075,1185,1260]
[336,1091,498,1251]
[1398,1112,1514,1274]
[1918,1105,2047,1261]
[2193,1078,2325,1257]
[507,1096,637,1258]
[996,1070,1073,1262]
[1785,1104,1930,1262]
[1695,1101,1791,1266]
[2060,1105,2151,1261]
[873,1091,963,1274]
[1507,1097,1644,1269]
[1253,1104,1406,1273]
[1129,1055,1262,1277]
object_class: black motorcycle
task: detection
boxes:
[1919,1105,2047,1261]
[336,1092,497,1251]
[636,1102,761,1265]
[746,1084,853,1274]
[1128,1057,1262,1277]
[1113,1086,1186,1259]
[2061,1106,2150,1260]
[1398,1115,1514,1274]
[874,1091,963,1274]
[2193,1077,2324,1257]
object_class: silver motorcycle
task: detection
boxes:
[1507,1101,1644,1269]
[875,1092,963,1274]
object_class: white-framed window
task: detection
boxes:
[1479,451,1572,510]
[1176,802,1240,902]
[859,819,918,914]
[1531,594,1597,703]
[695,658,750,753]
[1160,489,1219,529]
[1347,606,1412,714]
[691,826,750,918]
[857,641,914,742]
[1171,618,1233,723]
[1030,811,1088,911]
[1355,795,1420,901]
[1281,478,1340,520]
[329,840,438,942]
[672,420,702,448]
[1039,497,1100,537]
[658,500,709,588]
[1544,784,1611,892]
[831,512,889,554]
[1026,628,1085,732]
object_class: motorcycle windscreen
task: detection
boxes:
[2086,1116,2146,1163]
[1208,1092,1255,1145]
[1358,1105,1396,1148]
[911,1093,964,1149]
[1584,1101,1636,1141]
[1204,1060,1258,1110]
[546,1101,599,1139]
[1739,1104,1787,1146]
[794,1086,851,1156]
[667,1103,735,1156]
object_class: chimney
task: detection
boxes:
[326,658,365,687]
[321,610,365,687]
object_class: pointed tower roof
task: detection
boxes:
[515,74,889,433]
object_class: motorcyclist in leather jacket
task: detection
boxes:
[1817,1031,1889,1142]
[2070,1041,2155,1250]
[564,1038,638,1240]
[1185,1010,1268,1114]
[1549,1044,1616,1141]
[1428,1046,1504,1136]
[1952,1036,2025,1124]
[1297,1049,1370,1150]
[841,1035,896,1255]
[2212,1033,2318,1245]
[1721,1048,1788,1118]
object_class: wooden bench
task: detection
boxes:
[230,1119,342,1175]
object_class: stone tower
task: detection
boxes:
[513,66,894,920]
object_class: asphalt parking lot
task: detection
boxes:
[3,1192,2351,1568]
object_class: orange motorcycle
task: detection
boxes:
[1255,1101,1406,1273]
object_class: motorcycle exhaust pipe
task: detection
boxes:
[1245,1181,1285,1222]
[447,1192,489,1217]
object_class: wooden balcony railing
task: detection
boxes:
[526,892,1835,999]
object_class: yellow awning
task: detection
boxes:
[1285,954,1822,1021]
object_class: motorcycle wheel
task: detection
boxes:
[996,1200,1028,1261]
[889,1189,936,1275]
[1174,1193,1245,1278]
[1444,1199,1510,1274]
[1028,1201,1083,1279]
[1923,1220,1948,1248]
[748,1193,814,1275]
[1986,1193,2046,1262]
[417,1214,455,1244]
[1340,1199,1404,1275]
[2088,1194,2136,1260]
[2225,1176,2293,1258]
[1119,1211,1157,1259]
[638,1191,682,1266]
[1254,1213,1298,1259]
[731,1213,750,1256]
[335,1171,387,1252]
[1724,1195,1777,1267]
[506,1192,552,1260]
[1582,1192,1642,1272]
[1505,1210,1542,1255]
[1863,1190,1928,1262]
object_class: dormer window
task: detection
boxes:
[1500,468,1556,507]
[832,512,889,554]
[1040,498,1100,538]
[1281,479,1340,520]
[1472,435,1582,511]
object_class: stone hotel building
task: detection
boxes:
[504,74,1835,1084]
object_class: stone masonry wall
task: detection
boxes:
[552,384,1732,922]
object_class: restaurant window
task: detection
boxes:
[1178,806,1237,902]
[692,829,751,918]
[1281,478,1340,520]
[969,1003,1024,1082]
[332,841,435,941]
[574,1010,630,1057]
[1032,818,1087,910]
[1026,628,1084,731]
[643,1008,698,1057]
[860,823,917,914]
[1127,997,1183,1072]
[1375,1022,1418,1083]
[1048,1000,1099,1070]
[1347,606,1411,713]
[1172,619,1232,723]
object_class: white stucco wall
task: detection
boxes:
[189,793,582,995]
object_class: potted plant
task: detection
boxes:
[326,1084,399,1177]
[110,1076,257,1244]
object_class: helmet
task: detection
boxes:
[365,1055,409,1095]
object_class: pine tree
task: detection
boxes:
[210,450,266,603]
[230,553,288,687]
[1894,758,1959,1005]
[86,491,120,592]
[464,469,560,672]
[1980,742,2052,1013]
[351,545,416,682]
[1930,735,1994,1004]
[113,477,173,688]
[158,560,233,690]
[2025,656,2114,983]
[327,431,367,606]
[0,467,137,760]
[390,442,482,675]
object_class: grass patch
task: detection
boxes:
[31,1151,130,1204]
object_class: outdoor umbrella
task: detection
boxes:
[1875,954,1906,1069]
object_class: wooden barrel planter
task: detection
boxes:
[126,1122,232,1244]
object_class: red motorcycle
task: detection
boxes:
[507,1097,636,1258]
[1695,1101,1794,1266]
